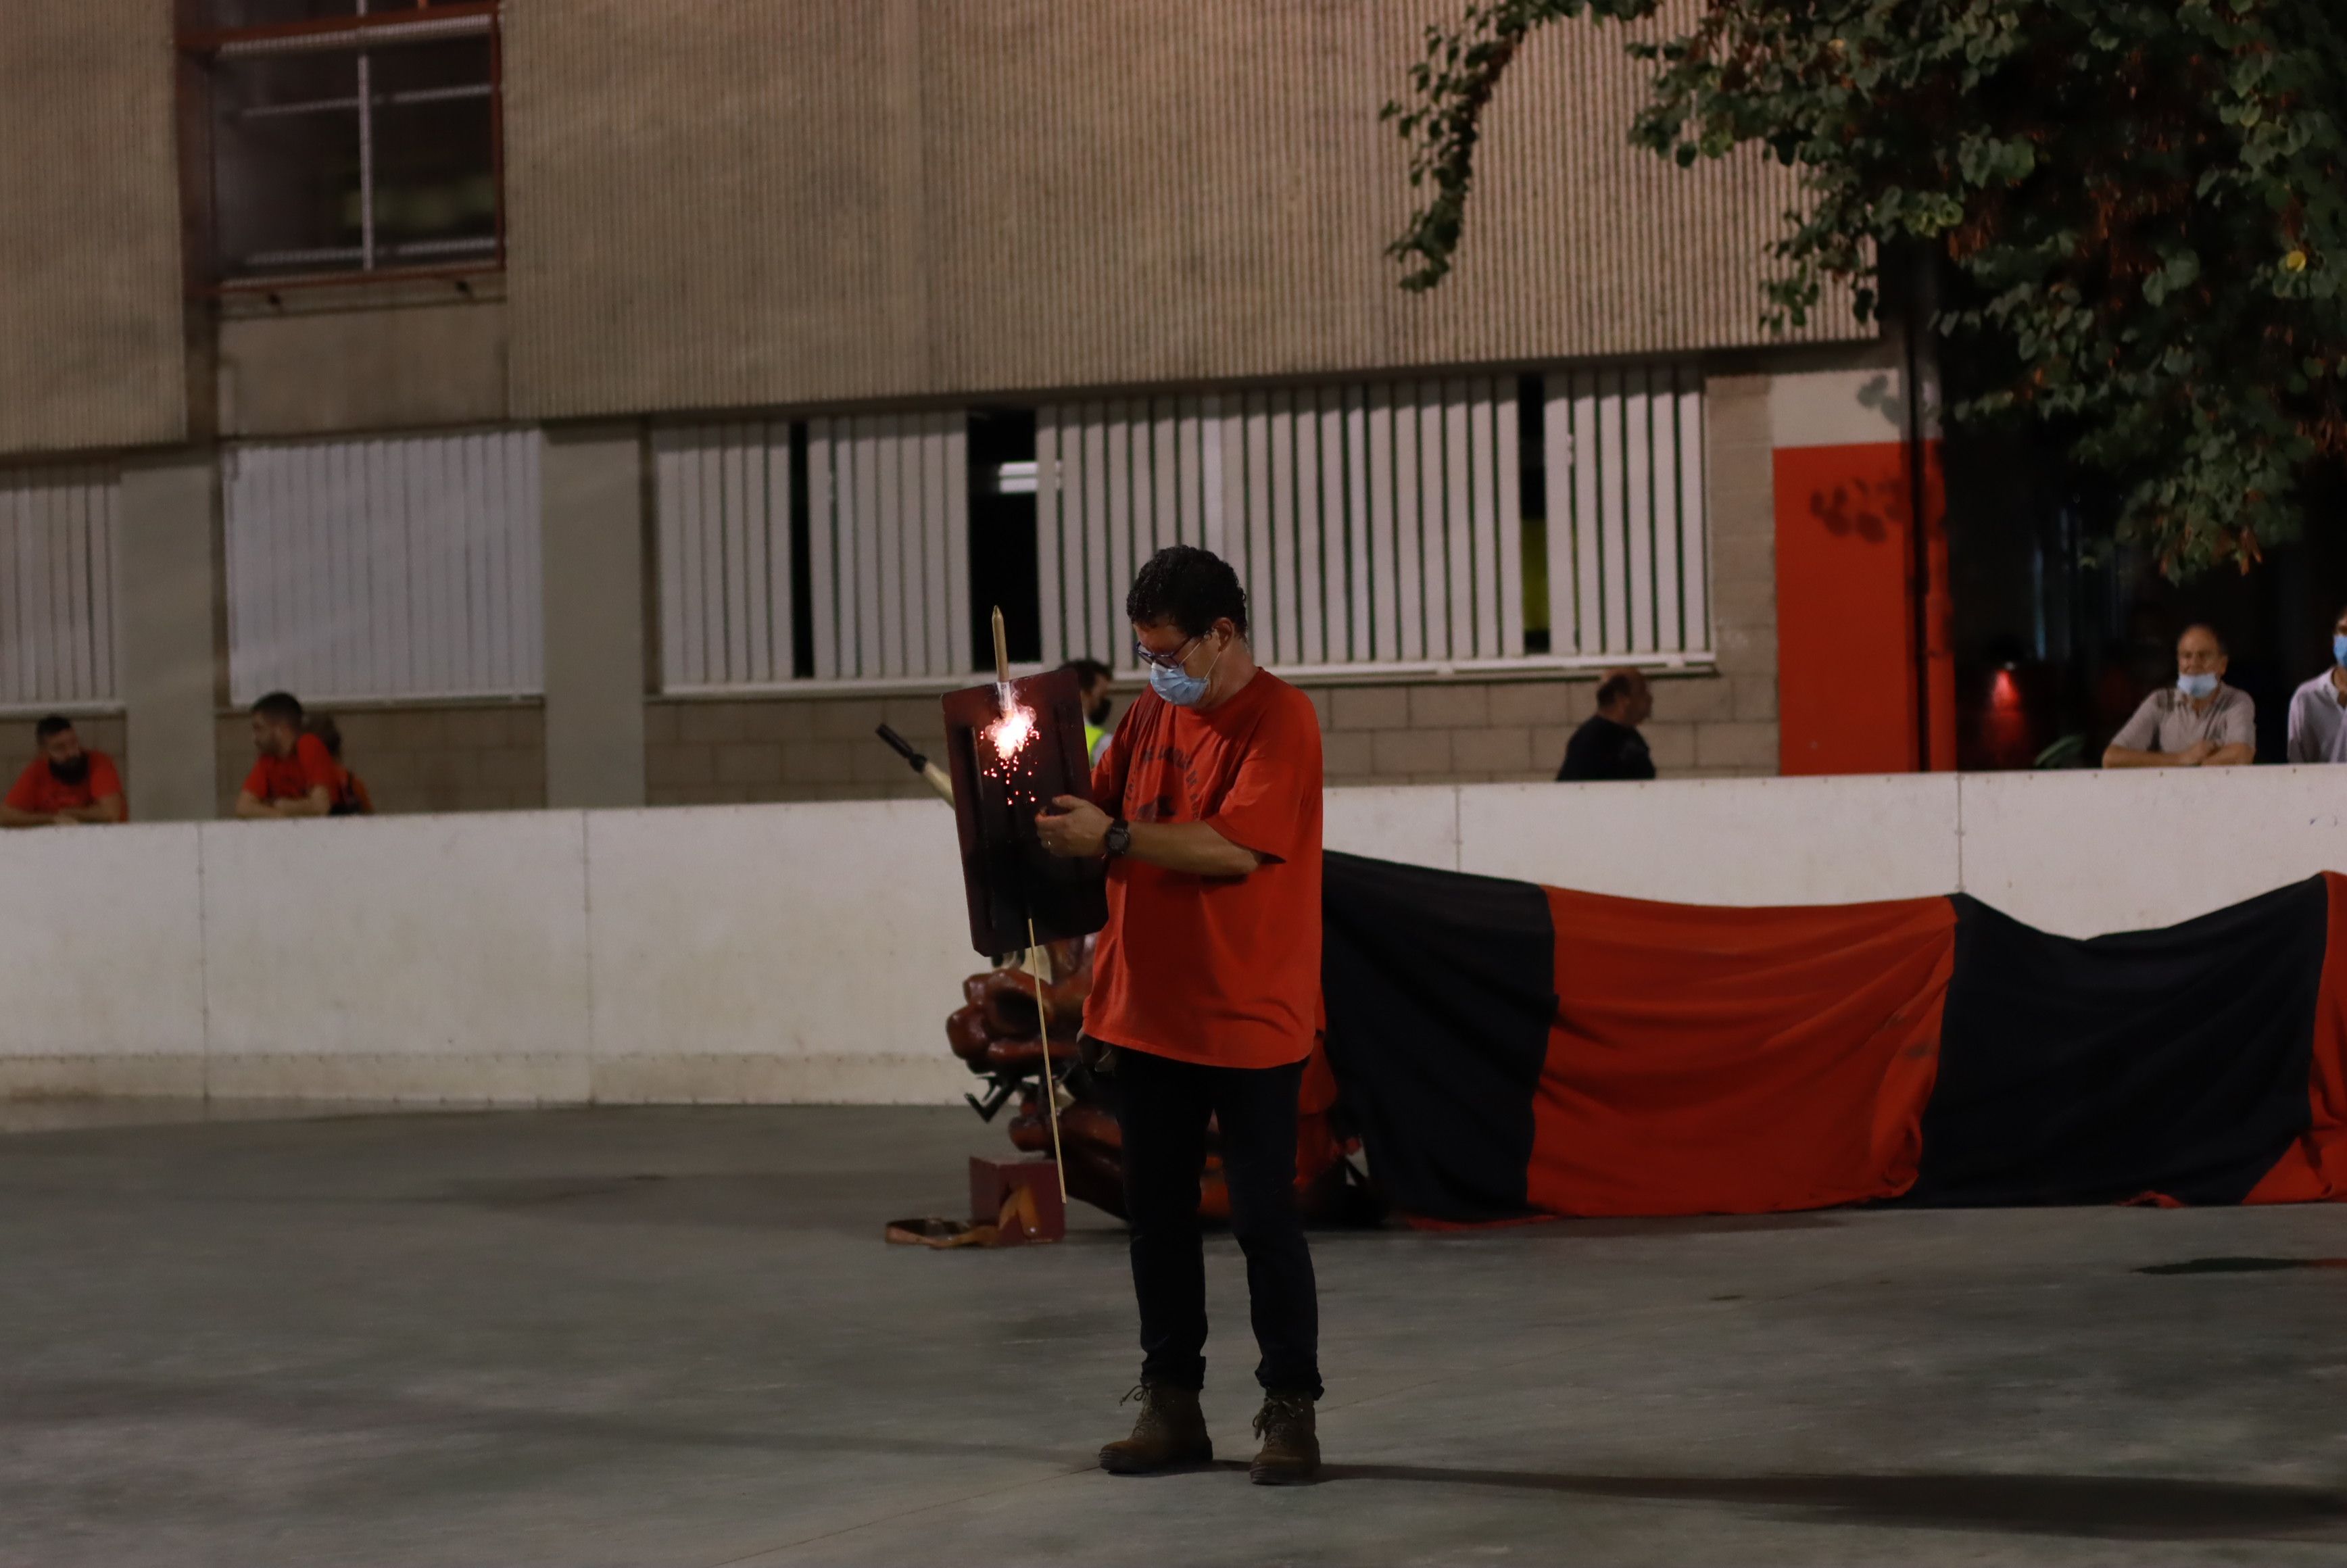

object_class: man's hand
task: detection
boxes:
[51,813,80,827]
[2177,739,2217,766]
[1036,795,1110,858]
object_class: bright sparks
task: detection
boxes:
[984,703,1037,763]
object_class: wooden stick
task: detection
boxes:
[991,604,1011,691]
[1024,917,1069,1204]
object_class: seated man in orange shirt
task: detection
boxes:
[235,691,341,819]
[1,715,126,828]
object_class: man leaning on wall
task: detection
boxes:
[1555,668,1657,782]
[235,692,341,819]
[0,716,126,828]
[2102,623,2256,769]
[2287,604,2347,765]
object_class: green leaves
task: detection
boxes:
[1384,0,2347,578]
[2142,248,2203,305]
[1954,133,2037,188]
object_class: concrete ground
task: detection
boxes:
[5,1105,2347,1567]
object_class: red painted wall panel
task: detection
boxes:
[1774,440,1952,775]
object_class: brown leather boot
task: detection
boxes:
[1097,1383,1213,1474]
[1248,1391,1320,1485]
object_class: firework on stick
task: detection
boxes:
[982,605,1040,766]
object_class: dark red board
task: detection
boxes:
[940,667,1109,956]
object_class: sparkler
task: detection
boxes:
[983,702,1037,764]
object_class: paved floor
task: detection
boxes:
[5,1104,2347,1567]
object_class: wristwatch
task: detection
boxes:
[1103,818,1132,859]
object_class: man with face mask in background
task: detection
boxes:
[1,716,126,827]
[2103,622,2256,768]
[1034,544,1326,1486]
[1061,657,1117,764]
[2286,605,2347,764]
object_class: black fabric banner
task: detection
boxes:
[1321,852,1555,1223]
[1316,856,2336,1221]
[1908,877,2328,1206]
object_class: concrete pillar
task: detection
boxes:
[116,450,221,822]
[541,424,647,808]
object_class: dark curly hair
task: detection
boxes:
[250,690,306,727]
[1125,545,1249,639]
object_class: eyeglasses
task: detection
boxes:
[1132,634,1203,672]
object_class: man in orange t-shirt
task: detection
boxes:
[1037,544,1325,1486]
[1,715,126,828]
[235,691,341,819]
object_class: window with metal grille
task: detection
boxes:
[223,429,541,703]
[183,2,503,287]
[0,467,118,710]
[651,371,1707,692]
[1540,364,1708,662]
[654,415,969,690]
[1034,369,1710,677]
[652,422,794,689]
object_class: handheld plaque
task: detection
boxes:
[940,610,1110,958]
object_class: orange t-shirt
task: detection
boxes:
[243,732,343,806]
[1082,670,1323,1069]
[5,751,123,816]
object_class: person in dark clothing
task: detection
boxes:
[307,716,377,816]
[1557,668,1656,782]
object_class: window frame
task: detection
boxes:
[177,0,506,297]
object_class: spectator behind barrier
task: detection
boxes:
[2287,604,2347,765]
[1556,668,1657,782]
[235,691,342,819]
[2103,622,2256,768]
[306,716,376,816]
[1062,656,1116,764]
[0,715,126,828]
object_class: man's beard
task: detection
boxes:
[49,755,88,785]
[1086,699,1111,727]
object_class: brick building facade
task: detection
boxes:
[1,5,1935,816]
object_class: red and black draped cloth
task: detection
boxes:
[1320,852,2347,1223]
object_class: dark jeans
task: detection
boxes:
[1111,1044,1322,1399]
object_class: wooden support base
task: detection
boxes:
[969,1155,1067,1245]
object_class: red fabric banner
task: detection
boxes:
[1526,889,1958,1217]
[2248,871,2347,1204]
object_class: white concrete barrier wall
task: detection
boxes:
[0,825,206,1096]
[583,801,975,1104]
[1960,768,2347,937]
[1453,775,1964,906]
[2,768,2343,1103]
[200,814,593,1101]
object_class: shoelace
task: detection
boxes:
[1253,1395,1311,1438]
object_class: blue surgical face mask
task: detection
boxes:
[2331,634,2347,668]
[2179,672,2219,700]
[1148,639,1226,708]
